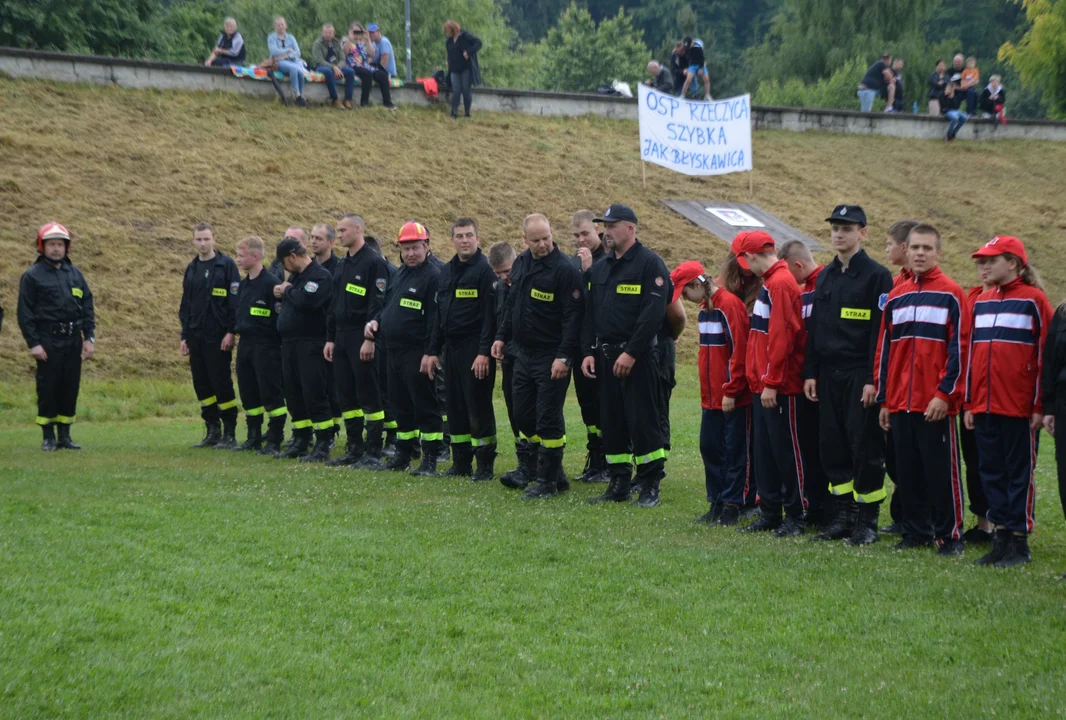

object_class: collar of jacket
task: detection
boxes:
[450,248,484,267]
[912,266,944,284]
[34,255,71,269]
[830,248,871,275]
[996,276,1025,295]
[607,240,644,264]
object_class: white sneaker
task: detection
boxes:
[704,94,713,101]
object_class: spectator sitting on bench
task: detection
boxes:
[979,74,1007,126]
[960,56,980,114]
[312,23,355,109]
[205,17,245,68]
[344,24,397,110]
[940,82,968,143]
[267,16,307,107]
[645,61,674,94]
[928,59,948,115]
[887,57,905,113]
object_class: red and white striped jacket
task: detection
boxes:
[746,260,806,396]
[698,287,751,410]
[965,277,1052,417]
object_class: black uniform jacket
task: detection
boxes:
[179,252,240,340]
[430,248,497,356]
[235,269,282,345]
[803,248,893,383]
[497,245,583,358]
[277,259,333,341]
[18,255,96,347]
[327,244,391,342]
[378,260,440,354]
[581,240,668,358]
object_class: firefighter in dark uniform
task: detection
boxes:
[488,242,521,485]
[365,234,401,453]
[311,224,343,443]
[570,210,609,482]
[804,205,894,544]
[273,238,335,462]
[179,221,241,449]
[427,218,498,481]
[233,235,286,455]
[493,214,583,499]
[426,247,452,464]
[17,222,96,451]
[324,214,390,467]
[365,221,443,473]
[581,204,670,508]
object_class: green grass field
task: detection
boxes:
[3,371,1066,718]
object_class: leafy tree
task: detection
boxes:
[1,0,157,57]
[1000,0,1066,118]
[540,3,650,92]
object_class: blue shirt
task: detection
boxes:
[376,36,396,77]
[267,32,301,62]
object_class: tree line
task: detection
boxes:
[3,0,1063,118]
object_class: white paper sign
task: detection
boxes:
[638,85,753,176]
[706,208,765,227]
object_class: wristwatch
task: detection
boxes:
[557,357,572,368]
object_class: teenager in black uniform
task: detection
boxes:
[274,238,335,462]
[179,221,241,448]
[365,222,443,474]
[427,218,498,481]
[325,214,390,467]
[488,242,523,485]
[233,236,286,454]
[365,234,400,454]
[493,214,583,499]
[17,222,96,451]
[311,223,342,443]
[570,210,610,483]
[581,204,670,508]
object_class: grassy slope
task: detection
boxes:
[1,383,1065,718]
[2,77,1066,381]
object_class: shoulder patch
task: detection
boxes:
[305,281,319,293]
[655,276,664,287]
[275,302,282,313]
[376,278,387,293]
[878,293,888,311]
[230,282,239,295]
[572,289,581,300]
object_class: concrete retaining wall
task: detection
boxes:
[3,47,1065,142]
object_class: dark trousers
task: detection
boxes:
[700,405,752,505]
[187,335,236,424]
[444,336,496,449]
[387,345,442,450]
[886,429,902,522]
[235,340,285,421]
[316,65,356,101]
[35,335,82,425]
[973,414,1038,533]
[281,339,333,432]
[572,352,601,451]
[959,422,988,518]
[334,329,385,441]
[1055,396,1066,522]
[798,395,828,514]
[450,68,473,116]
[502,356,517,439]
[752,396,807,519]
[658,339,676,455]
[354,66,393,106]
[598,346,664,479]
[819,368,886,503]
[891,412,964,543]
[512,348,570,448]
[376,341,396,433]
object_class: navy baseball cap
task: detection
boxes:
[594,204,638,224]
[825,204,867,227]
[275,237,303,262]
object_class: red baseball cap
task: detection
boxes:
[971,235,1027,265]
[670,260,706,302]
[732,230,775,270]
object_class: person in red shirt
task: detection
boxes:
[964,236,1052,567]
[735,231,808,536]
[673,260,752,527]
[874,224,970,555]
[779,239,829,529]
[958,272,995,545]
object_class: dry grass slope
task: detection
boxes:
[1,77,1065,380]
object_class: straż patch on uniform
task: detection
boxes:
[230,282,239,294]
[306,281,319,293]
[878,293,888,311]
[376,278,387,292]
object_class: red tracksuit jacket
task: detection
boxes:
[746,260,805,396]
[698,287,751,410]
[965,277,1052,418]
[800,265,824,329]
[893,268,912,289]
[874,266,970,414]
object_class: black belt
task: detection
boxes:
[597,337,656,356]
[50,321,81,336]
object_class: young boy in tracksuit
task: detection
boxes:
[874,223,970,555]
[734,231,809,537]
[964,236,1052,567]
[673,260,752,527]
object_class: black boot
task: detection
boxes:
[443,444,474,477]
[214,416,238,450]
[56,423,81,450]
[234,421,263,451]
[275,429,311,459]
[739,512,782,533]
[410,441,439,476]
[846,503,881,546]
[994,534,1031,568]
[501,441,535,490]
[365,418,384,457]
[810,495,856,541]
[556,464,570,494]
[384,440,415,471]
[327,442,364,467]
[634,462,664,508]
[471,446,497,482]
[258,417,285,456]
[191,422,221,448]
[576,446,609,483]
[41,423,57,452]
[976,529,1013,566]
[588,468,632,504]
[300,430,332,463]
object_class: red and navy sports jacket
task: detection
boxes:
[892,267,912,289]
[746,260,805,396]
[874,266,969,414]
[965,277,1052,418]
[698,287,751,410]
[800,265,823,330]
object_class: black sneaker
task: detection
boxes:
[893,536,933,551]
[774,517,805,537]
[936,539,965,557]
[880,522,902,535]
[635,483,660,508]
[695,505,717,524]
[976,530,1011,566]
[739,515,781,533]
[522,480,558,500]
[718,504,742,527]
[993,534,1031,568]
[296,96,308,107]
[961,526,994,544]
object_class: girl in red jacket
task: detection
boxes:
[964,236,1052,567]
[673,260,753,527]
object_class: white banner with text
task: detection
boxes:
[638,85,753,176]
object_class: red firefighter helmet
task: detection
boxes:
[397,221,430,243]
[37,222,71,254]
